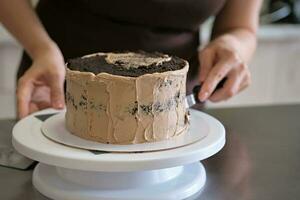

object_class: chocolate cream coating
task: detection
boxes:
[65,52,189,144]
[66,52,186,77]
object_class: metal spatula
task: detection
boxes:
[186,78,227,108]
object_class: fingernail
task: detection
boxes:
[199,92,209,102]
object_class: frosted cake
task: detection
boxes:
[65,52,189,144]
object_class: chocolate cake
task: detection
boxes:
[65,52,189,144]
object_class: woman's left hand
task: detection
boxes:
[197,34,251,102]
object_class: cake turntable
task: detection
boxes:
[12,108,225,200]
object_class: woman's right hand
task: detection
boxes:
[17,44,66,119]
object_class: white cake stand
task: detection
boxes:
[12,109,225,200]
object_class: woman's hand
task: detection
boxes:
[198,34,251,102]
[0,0,67,118]
[17,45,66,119]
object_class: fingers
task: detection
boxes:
[49,72,65,109]
[209,70,241,102]
[29,101,52,115]
[236,69,251,94]
[198,54,239,101]
[198,49,215,83]
[17,76,34,119]
[29,102,39,114]
[209,64,251,102]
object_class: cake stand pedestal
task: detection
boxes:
[12,109,225,200]
[33,162,205,200]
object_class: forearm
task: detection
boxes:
[0,0,57,59]
[211,0,262,62]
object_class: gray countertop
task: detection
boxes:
[1,104,300,200]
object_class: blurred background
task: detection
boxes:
[0,0,300,118]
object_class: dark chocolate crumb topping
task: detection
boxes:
[66,51,186,77]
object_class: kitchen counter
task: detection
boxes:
[0,104,300,200]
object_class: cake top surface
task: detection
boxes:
[66,52,187,77]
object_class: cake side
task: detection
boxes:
[65,52,189,144]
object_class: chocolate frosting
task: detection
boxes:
[65,52,189,144]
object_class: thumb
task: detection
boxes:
[49,73,65,109]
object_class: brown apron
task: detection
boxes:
[17,0,225,94]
